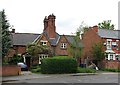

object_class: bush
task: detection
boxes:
[30,65,41,73]
[31,67,41,73]
[41,56,78,74]
[103,68,120,72]
[77,67,96,73]
[8,54,23,65]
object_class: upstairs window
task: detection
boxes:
[107,39,112,50]
[112,42,117,47]
[40,40,47,46]
[61,42,67,49]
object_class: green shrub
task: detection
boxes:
[41,56,78,74]
[30,65,40,69]
[103,68,120,72]
[77,67,96,73]
[8,54,23,65]
[31,67,41,73]
[30,65,41,73]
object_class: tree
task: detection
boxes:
[26,43,52,64]
[68,32,83,62]
[92,42,105,61]
[91,42,105,69]
[98,20,114,30]
[8,54,23,65]
[77,21,89,34]
[1,10,12,61]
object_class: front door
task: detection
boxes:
[25,57,30,69]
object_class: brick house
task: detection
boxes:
[8,14,83,67]
[82,26,120,69]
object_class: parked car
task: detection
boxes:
[17,62,28,71]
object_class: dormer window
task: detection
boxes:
[40,40,47,46]
[61,42,67,49]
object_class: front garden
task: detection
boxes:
[30,56,96,74]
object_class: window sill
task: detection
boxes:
[60,48,67,50]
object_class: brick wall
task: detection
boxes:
[55,35,69,56]
[0,65,21,76]
[82,28,102,63]
[102,60,120,69]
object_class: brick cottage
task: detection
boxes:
[8,14,83,67]
[82,26,120,69]
[7,14,120,69]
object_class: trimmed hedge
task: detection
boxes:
[41,56,78,74]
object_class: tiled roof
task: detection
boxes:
[42,32,60,46]
[11,32,83,47]
[12,33,40,45]
[98,29,120,39]
[65,35,84,47]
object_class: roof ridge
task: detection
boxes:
[14,33,40,35]
[98,28,119,32]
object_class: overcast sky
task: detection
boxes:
[0,0,119,35]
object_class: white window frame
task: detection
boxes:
[61,42,67,49]
[110,54,113,60]
[39,54,48,64]
[107,39,112,50]
[40,40,47,46]
[116,55,120,60]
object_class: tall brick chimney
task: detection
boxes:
[43,14,56,39]
[92,25,98,33]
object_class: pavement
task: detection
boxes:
[1,71,120,83]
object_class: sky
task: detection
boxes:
[0,0,119,35]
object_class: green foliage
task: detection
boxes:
[27,43,52,57]
[102,68,120,72]
[98,20,114,30]
[68,32,83,59]
[8,54,23,65]
[30,65,41,73]
[77,67,96,73]
[77,21,89,34]
[41,56,78,74]
[92,43,105,61]
[27,43,52,64]
[1,10,12,60]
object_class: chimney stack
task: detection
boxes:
[43,14,56,39]
[92,25,98,33]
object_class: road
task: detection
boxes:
[2,71,120,83]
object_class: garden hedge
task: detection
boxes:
[41,56,78,74]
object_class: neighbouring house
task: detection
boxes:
[7,14,83,67]
[82,26,120,69]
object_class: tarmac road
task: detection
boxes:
[2,71,120,83]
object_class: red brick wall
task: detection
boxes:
[17,46,26,54]
[0,65,21,76]
[55,35,70,56]
[7,46,26,58]
[102,60,120,69]
[82,28,102,63]
[37,34,51,47]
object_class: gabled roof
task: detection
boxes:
[41,31,60,46]
[98,29,120,39]
[12,33,40,45]
[65,35,84,47]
